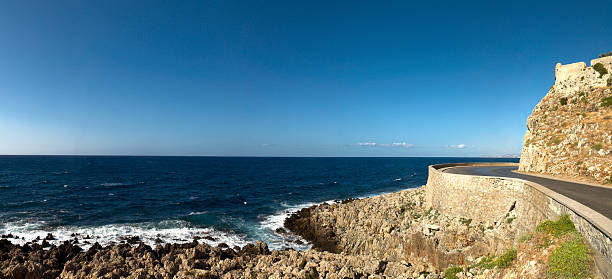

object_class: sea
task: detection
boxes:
[0,156,518,250]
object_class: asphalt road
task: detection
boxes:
[444,165,612,219]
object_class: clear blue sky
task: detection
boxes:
[0,0,610,156]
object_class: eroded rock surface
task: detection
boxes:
[2,184,597,278]
[519,56,612,184]
[285,188,519,274]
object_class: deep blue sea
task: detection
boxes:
[0,156,518,249]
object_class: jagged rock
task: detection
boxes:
[125,236,141,245]
[519,56,612,184]
[238,241,269,257]
[0,181,579,278]
[284,204,340,253]
[423,224,440,236]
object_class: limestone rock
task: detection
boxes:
[519,56,612,184]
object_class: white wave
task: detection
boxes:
[0,220,250,251]
[188,211,207,216]
[355,186,417,200]
[257,200,335,251]
[260,201,321,231]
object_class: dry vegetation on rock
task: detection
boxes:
[519,56,612,184]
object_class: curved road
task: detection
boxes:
[444,165,612,219]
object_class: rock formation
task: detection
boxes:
[1,185,604,278]
[519,55,612,184]
[284,188,532,278]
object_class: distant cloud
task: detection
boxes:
[358,142,414,148]
[449,144,467,149]
[261,143,277,147]
[358,142,378,146]
[392,142,414,147]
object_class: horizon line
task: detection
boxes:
[0,154,521,159]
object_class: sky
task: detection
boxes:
[0,0,610,157]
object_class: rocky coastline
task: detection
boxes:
[3,184,594,279]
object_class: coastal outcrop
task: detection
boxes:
[0,239,82,279]
[0,231,428,278]
[518,55,612,184]
[285,189,503,269]
[1,183,604,278]
[283,188,553,278]
[284,185,605,278]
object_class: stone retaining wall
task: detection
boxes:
[424,163,612,276]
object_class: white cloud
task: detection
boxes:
[450,144,467,149]
[392,142,414,148]
[358,142,378,146]
[358,142,414,148]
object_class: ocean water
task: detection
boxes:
[0,156,517,250]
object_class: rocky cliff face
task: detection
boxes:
[285,189,511,270]
[519,56,612,184]
[284,188,566,279]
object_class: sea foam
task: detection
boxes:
[0,220,250,250]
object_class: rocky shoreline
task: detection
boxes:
[0,186,601,278]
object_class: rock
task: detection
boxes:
[238,241,270,257]
[284,205,340,253]
[375,261,388,274]
[44,233,54,240]
[91,242,103,250]
[126,235,141,244]
[519,56,612,184]
[425,224,440,230]
[0,177,560,278]
[423,224,441,236]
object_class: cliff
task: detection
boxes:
[518,56,612,184]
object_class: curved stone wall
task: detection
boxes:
[424,163,612,276]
